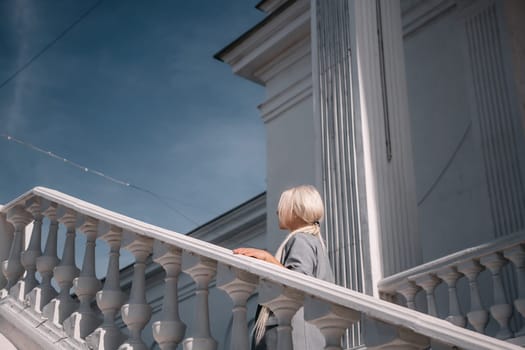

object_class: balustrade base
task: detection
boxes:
[42,298,79,327]
[10,280,28,302]
[466,309,489,333]
[0,288,8,299]
[507,335,525,346]
[0,291,85,350]
[63,310,103,340]
[182,337,218,350]
[26,286,58,314]
[86,325,127,350]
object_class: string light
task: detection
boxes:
[1,133,200,226]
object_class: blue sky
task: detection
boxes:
[0,0,266,234]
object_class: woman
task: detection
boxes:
[233,184,334,349]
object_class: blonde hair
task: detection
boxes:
[254,185,326,344]
[277,184,324,235]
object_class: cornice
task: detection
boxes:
[216,0,310,85]
[254,35,310,83]
[259,73,312,124]
[188,192,266,244]
[256,0,291,14]
[402,0,457,37]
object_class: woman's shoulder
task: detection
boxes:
[285,232,321,249]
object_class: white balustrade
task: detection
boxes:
[64,216,103,339]
[152,243,186,350]
[216,263,257,350]
[28,202,60,313]
[0,211,14,290]
[304,296,360,350]
[2,205,32,298]
[457,260,488,333]
[504,245,525,337]
[436,267,466,327]
[379,231,525,343]
[0,187,522,350]
[480,253,513,339]
[87,225,126,350]
[258,281,303,350]
[364,320,430,350]
[413,274,440,317]
[397,281,419,310]
[43,208,80,325]
[119,234,153,350]
[20,198,43,296]
[182,252,217,350]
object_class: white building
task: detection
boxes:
[1,0,524,349]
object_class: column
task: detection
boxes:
[312,1,434,345]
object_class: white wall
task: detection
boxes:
[403,8,494,261]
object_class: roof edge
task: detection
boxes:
[213,0,297,62]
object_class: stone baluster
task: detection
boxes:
[119,234,153,350]
[27,202,60,313]
[304,296,360,350]
[43,208,80,326]
[457,260,488,334]
[397,281,419,310]
[0,212,14,290]
[216,263,257,350]
[182,252,218,350]
[413,274,440,317]
[480,253,513,339]
[152,243,187,350]
[258,281,303,350]
[436,267,466,327]
[1,205,32,298]
[504,244,525,337]
[20,198,43,297]
[87,225,126,350]
[64,216,102,340]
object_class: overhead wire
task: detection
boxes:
[0,0,204,227]
[1,133,200,226]
[0,0,105,91]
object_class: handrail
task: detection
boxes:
[1,187,522,349]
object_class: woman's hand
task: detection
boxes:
[232,247,283,266]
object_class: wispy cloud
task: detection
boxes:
[4,0,33,134]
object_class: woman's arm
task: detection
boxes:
[232,247,283,267]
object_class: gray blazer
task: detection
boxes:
[253,232,335,350]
